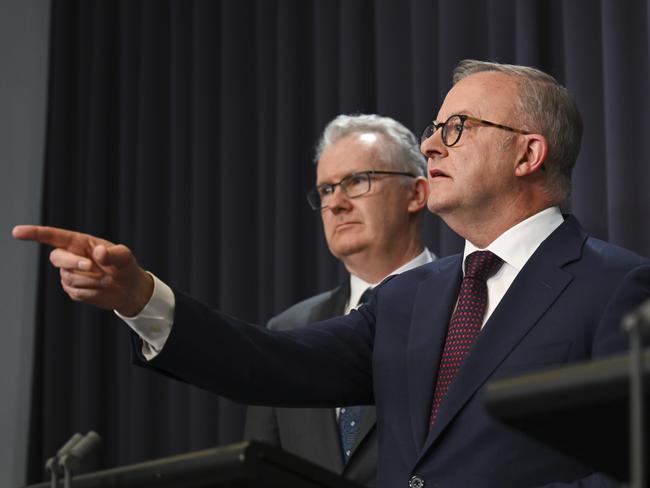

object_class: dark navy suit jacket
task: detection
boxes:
[138,216,650,488]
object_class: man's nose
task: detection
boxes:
[420,129,447,160]
[326,185,352,213]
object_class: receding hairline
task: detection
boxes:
[316,131,392,168]
[453,59,561,86]
[314,113,427,177]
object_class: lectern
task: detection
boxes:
[23,440,365,488]
[485,351,650,483]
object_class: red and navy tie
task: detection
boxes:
[429,250,503,427]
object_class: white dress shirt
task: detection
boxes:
[346,248,436,314]
[462,206,564,327]
[120,248,436,359]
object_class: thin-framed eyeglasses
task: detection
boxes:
[307,170,416,210]
[421,114,529,147]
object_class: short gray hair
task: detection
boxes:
[315,114,427,177]
[453,59,583,201]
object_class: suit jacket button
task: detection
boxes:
[409,475,425,488]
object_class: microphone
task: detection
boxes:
[623,295,650,339]
[45,433,83,488]
[58,431,103,488]
[622,296,650,487]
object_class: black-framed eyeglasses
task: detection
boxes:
[421,114,529,147]
[307,170,416,210]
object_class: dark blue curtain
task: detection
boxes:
[28,0,650,481]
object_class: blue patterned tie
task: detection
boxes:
[338,287,372,461]
[339,405,363,461]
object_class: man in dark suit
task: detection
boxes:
[15,60,650,487]
[244,114,435,487]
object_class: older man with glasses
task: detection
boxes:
[15,60,650,487]
[245,114,434,487]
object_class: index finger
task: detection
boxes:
[12,225,77,248]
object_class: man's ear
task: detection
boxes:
[407,177,429,213]
[514,134,549,177]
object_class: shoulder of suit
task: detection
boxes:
[372,254,461,294]
[397,254,459,278]
[582,235,650,269]
[267,288,340,331]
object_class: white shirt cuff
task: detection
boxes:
[115,272,175,360]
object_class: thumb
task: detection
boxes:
[93,244,135,269]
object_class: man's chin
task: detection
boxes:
[427,197,454,216]
[329,241,368,260]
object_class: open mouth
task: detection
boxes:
[429,168,449,178]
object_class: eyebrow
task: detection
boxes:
[435,110,472,121]
[316,170,366,186]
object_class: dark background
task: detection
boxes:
[28,0,650,482]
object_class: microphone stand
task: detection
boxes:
[45,432,83,488]
[45,457,58,488]
[623,299,650,488]
[58,431,102,488]
[63,466,72,488]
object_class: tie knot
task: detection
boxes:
[464,251,503,280]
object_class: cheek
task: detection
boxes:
[320,214,336,238]
[363,199,399,233]
[453,159,484,188]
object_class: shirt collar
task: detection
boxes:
[348,248,436,310]
[462,207,564,274]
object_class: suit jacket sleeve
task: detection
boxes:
[135,288,376,407]
[243,314,287,444]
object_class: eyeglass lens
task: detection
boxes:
[317,173,371,207]
[421,115,464,147]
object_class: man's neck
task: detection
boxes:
[344,244,426,284]
[444,200,555,249]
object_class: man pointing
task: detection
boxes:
[15,60,650,487]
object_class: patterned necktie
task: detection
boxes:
[429,251,503,427]
[338,287,372,461]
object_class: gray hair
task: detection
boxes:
[453,59,583,201]
[315,114,427,177]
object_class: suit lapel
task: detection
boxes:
[420,216,586,458]
[278,407,345,472]
[308,281,349,323]
[407,257,463,450]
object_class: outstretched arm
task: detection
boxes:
[12,225,153,317]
